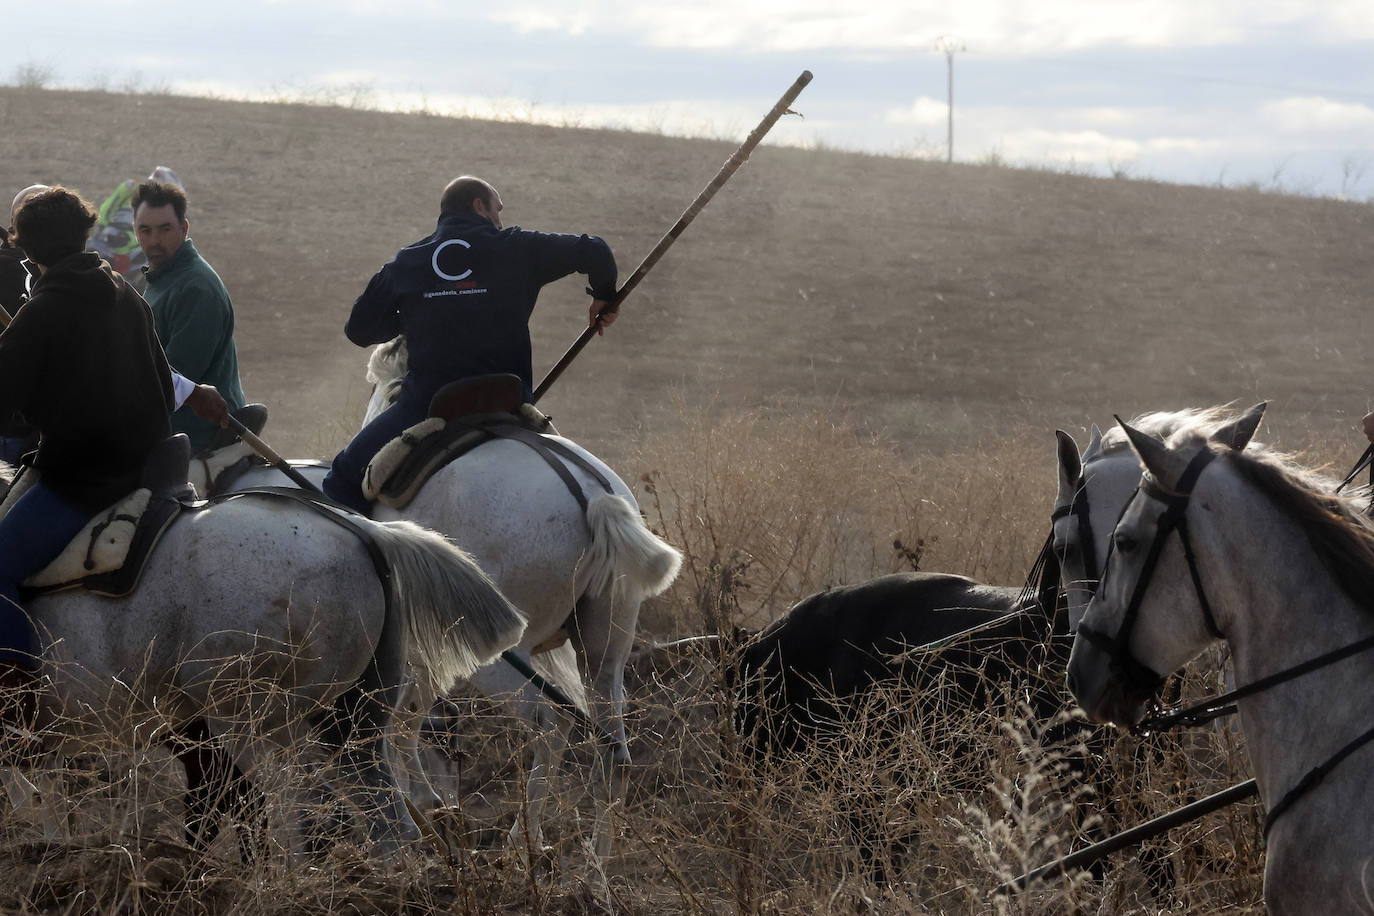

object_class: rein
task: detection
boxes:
[1082,444,1374,837]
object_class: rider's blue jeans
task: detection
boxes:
[322,395,429,515]
[0,482,91,669]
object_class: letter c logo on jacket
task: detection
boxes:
[432,239,473,281]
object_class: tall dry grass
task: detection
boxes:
[0,400,1298,913]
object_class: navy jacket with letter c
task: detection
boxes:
[345,210,617,403]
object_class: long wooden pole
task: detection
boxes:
[531,69,814,404]
[998,778,1259,894]
[223,414,322,492]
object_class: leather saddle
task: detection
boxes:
[22,434,194,597]
[365,375,541,508]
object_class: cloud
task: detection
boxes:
[1262,96,1374,134]
[488,7,594,35]
[885,97,948,127]
[475,1,1374,54]
[991,127,1143,164]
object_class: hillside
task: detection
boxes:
[2,87,1370,463]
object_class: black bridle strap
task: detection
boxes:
[1136,631,1374,732]
[1078,447,1219,694]
[1175,521,1224,640]
[1336,443,1374,493]
[1051,471,1101,591]
[1263,722,1374,837]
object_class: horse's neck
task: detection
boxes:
[363,386,394,427]
[1206,480,1374,808]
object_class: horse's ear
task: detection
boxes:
[1117,417,1179,485]
[1083,423,1104,462]
[1055,430,1082,492]
[1210,402,1266,451]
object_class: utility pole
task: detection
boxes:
[934,37,965,164]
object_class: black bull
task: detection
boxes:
[726,569,1176,894]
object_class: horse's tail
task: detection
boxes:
[531,641,590,715]
[575,493,682,608]
[367,518,526,695]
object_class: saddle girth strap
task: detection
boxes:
[475,423,615,512]
[209,487,393,595]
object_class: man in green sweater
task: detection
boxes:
[133,181,247,451]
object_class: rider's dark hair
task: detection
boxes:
[11,187,98,267]
[439,176,495,215]
[132,180,188,223]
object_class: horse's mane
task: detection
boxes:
[1097,407,1248,460]
[1205,434,1374,619]
[365,335,408,405]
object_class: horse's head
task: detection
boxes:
[363,336,409,426]
[1052,405,1267,634]
[1052,423,1140,634]
[1067,403,1266,727]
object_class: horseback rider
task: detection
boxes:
[321,175,619,514]
[0,187,227,710]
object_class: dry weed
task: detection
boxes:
[0,403,1284,913]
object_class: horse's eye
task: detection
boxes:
[1114,532,1138,554]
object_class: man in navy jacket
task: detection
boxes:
[323,176,618,514]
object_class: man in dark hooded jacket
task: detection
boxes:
[321,175,619,514]
[0,187,225,714]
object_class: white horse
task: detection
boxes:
[1068,404,1374,915]
[231,337,682,858]
[1052,406,1267,631]
[5,485,524,857]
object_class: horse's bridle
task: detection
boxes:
[1075,447,1224,697]
[1077,444,1374,837]
[1050,464,1102,596]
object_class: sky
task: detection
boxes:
[5,1,1374,199]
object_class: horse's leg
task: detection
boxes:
[0,765,66,841]
[1,767,40,814]
[175,719,227,853]
[469,653,571,856]
[512,696,569,857]
[568,590,637,860]
[174,718,268,860]
[392,668,444,815]
[322,609,419,857]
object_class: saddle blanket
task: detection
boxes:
[0,470,176,597]
[362,404,556,510]
[188,439,259,498]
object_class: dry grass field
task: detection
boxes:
[0,85,1370,913]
